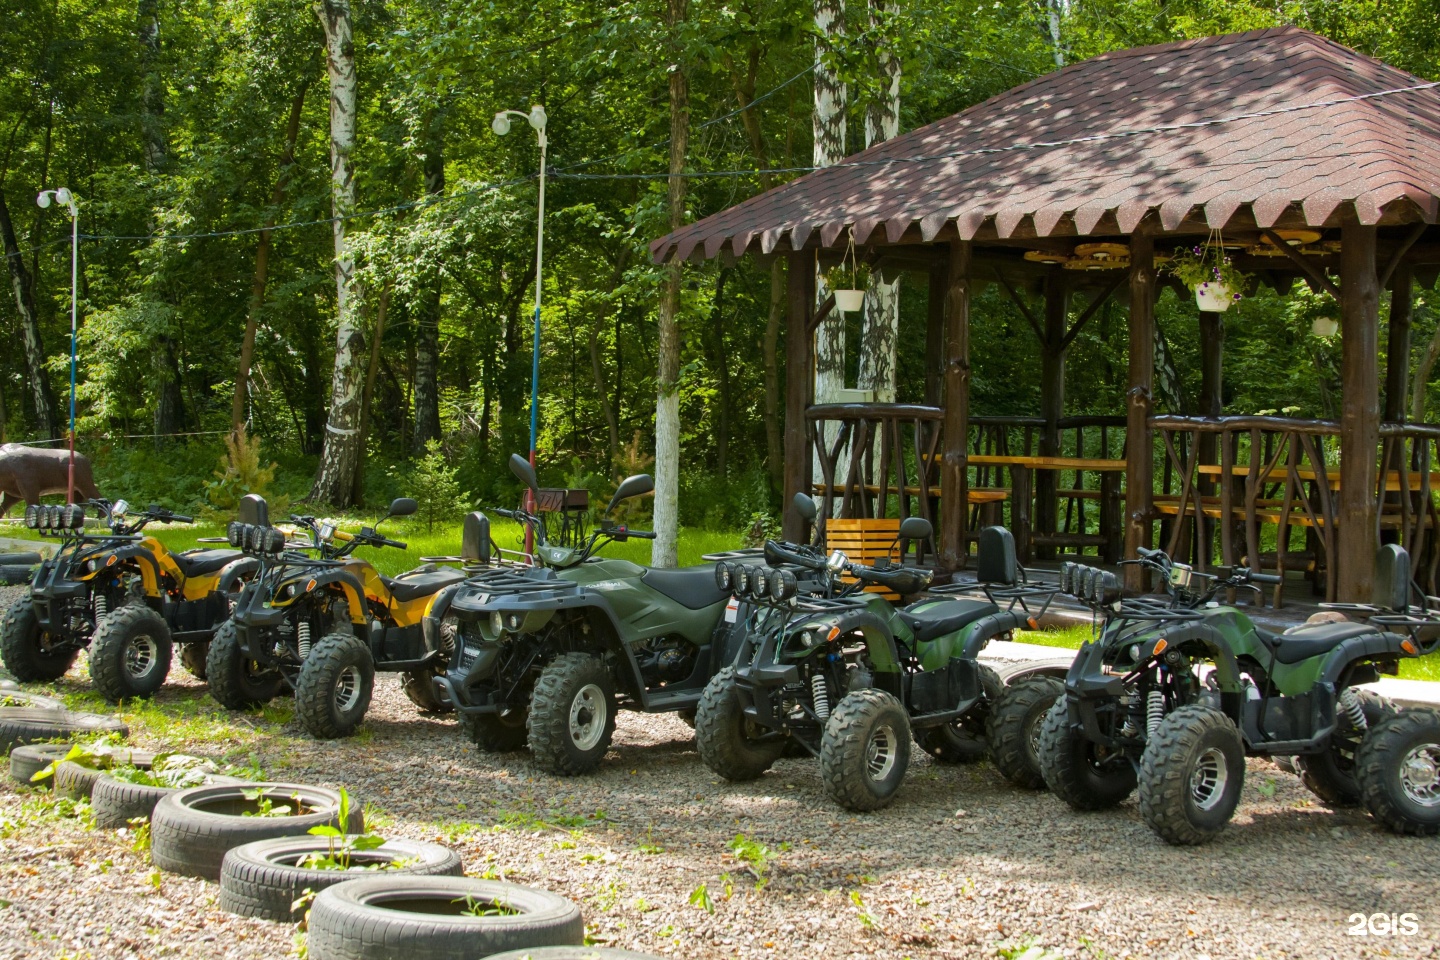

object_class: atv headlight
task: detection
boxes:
[749,570,769,599]
[260,527,286,555]
[768,568,796,601]
[23,505,39,529]
[714,562,733,592]
[64,505,86,530]
[733,564,750,596]
[1059,561,1075,594]
[227,521,247,548]
[491,610,505,635]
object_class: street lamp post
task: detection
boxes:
[493,105,548,555]
[36,188,79,504]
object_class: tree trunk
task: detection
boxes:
[711,268,731,476]
[309,0,365,506]
[1045,0,1067,69]
[234,84,309,432]
[352,282,390,503]
[812,0,847,409]
[588,324,620,469]
[653,0,689,569]
[0,192,57,438]
[857,0,900,404]
[412,115,445,451]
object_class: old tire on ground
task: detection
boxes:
[402,668,453,715]
[9,743,70,785]
[1,595,78,682]
[88,605,173,703]
[219,836,463,922]
[820,688,912,812]
[91,773,243,829]
[527,653,616,776]
[306,876,583,960]
[150,782,364,881]
[179,641,209,681]
[1036,698,1136,811]
[1356,708,1440,836]
[914,664,1002,764]
[694,667,784,782]
[0,564,37,586]
[54,750,157,800]
[485,949,667,960]
[295,633,375,739]
[987,675,1064,789]
[0,689,65,710]
[1138,704,1246,846]
[460,707,529,753]
[206,619,284,710]
[0,708,128,755]
[1295,689,1396,807]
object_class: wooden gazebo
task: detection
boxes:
[651,27,1440,601]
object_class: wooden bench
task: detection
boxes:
[825,518,906,600]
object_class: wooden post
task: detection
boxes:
[1036,271,1069,558]
[1384,265,1413,423]
[782,251,815,544]
[1195,310,1223,560]
[1124,229,1156,592]
[1338,220,1380,602]
[925,267,946,407]
[939,240,972,570]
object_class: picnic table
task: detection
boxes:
[966,455,1127,562]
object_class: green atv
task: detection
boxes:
[430,454,734,776]
[695,522,1055,811]
[1041,546,1440,844]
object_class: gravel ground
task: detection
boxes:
[1,586,1438,959]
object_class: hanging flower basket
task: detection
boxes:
[1165,233,1249,313]
[833,288,866,313]
[1194,280,1241,312]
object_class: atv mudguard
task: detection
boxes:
[90,542,166,597]
[284,566,369,624]
[214,556,260,597]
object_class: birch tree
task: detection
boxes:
[309,0,366,506]
[0,194,57,438]
[856,0,900,403]
[812,0,847,407]
[653,0,689,568]
[1044,0,1069,68]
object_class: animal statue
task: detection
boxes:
[0,445,100,517]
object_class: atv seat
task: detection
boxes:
[1262,621,1381,664]
[170,549,244,578]
[641,565,730,610]
[383,567,467,603]
[896,598,999,645]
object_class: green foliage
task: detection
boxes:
[455,895,519,917]
[203,427,290,523]
[688,882,714,914]
[301,788,392,871]
[727,833,787,889]
[29,736,130,783]
[107,754,217,789]
[400,440,470,533]
[240,787,295,818]
[1165,242,1250,298]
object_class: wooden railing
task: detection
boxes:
[1150,415,1440,598]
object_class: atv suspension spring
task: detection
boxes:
[93,595,108,621]
[811,674,831,722]
[1146,689,1165,736]
[1339,687,1368,731]
[297,622,312,660]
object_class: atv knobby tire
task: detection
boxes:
[987,675,1064,789]
[205,619,284,710]
[915,664,1002,764]
[1356,708,1440,836]
[1036,698,1137,810]
[1138,704,1246,846]
[460,708,530,753]
[695,667,784,782]
[1,595,77,682]
[1295,688,1396,807]
[219,836,463,922]
[179,641,209,681]
[305,876,583,960]
[528,653,616,776]
[150,782,363,881]
[402,667,453,714]
[820,688,912,812]
[9,743,69,785]
[0,707,128,755]
[89,605,173,703]
[92,773,243,828]
[295,633,375,739]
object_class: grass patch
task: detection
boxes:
[1014,624,1092,650]
[52,683,288,751]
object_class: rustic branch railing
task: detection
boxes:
[1150,415,1440,600]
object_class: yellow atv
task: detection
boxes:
[1,499,258,702]
[211,496,482,738]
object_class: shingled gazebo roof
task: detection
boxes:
[651,26,1440,264]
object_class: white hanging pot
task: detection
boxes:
[1194,280,1239,313]
[834,289,866,313]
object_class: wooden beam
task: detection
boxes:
[1380,223,1426,290]
[996,270,1044,343]
[925,267,946,406]
[939,240,973,571]
[1036,272,1069,560]
[1058,272,1126,351]
[1261,229,1341,299]
[1124,228,1156,592]
[1384,264,1413,423]
[805,292,836,336]
[782,251,815,544]
[1337,220,1379,602]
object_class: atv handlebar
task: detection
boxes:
[620,528,656,540]
[848,563,931,594]
[763,540,826,571]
